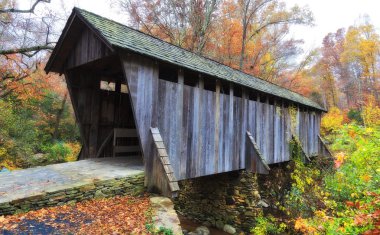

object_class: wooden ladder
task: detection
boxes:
[113,128,140,157]
[149,127,180,198]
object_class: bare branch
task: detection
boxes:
[0,0,51,14]
[0,45,54,56]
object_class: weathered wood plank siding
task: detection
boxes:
[121,53,322,181]
[66,27,112,69]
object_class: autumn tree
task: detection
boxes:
[306,18,380,110]
[115,0,312,83]
[117,0,218,54]
[341,20,380,107]
[235,0,313,70]
[0,0,60,98]
[277,49,320,99]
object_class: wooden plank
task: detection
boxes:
[261,97,269,163]
[199,85,208,177]
[168,81,178,179]
[240,89,248,169]
[147,128,180,197]
[158,148,168,157]
[155,141,165,149]
[163,164,174,174]
[161,156,170,165]
[191,83,200,178]
[114,145,140,153]
[255,95,261,164]
[318,135,333,158]
[66,27,112,70]
[226,83,234,172]
[152,133,163,142]
[114,128,138,138]
[214,80,221,173]
[169,182,180,192]
[185,86,195,178]
[246,131,270,171]
[280,101,286,162]
[197,76,204,177]
[232,96,239,169]
[89,83,100,157]
[273,101,281,163]
[177,70,185,179]
[218,93,225,172]
[284,104,291,161]
[267,101,274,164]
[206,90,215,175]
[181,86,190,180]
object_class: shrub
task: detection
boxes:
[347,109,363,124]
[321,107,344,135]
[362,95,380,127]
[293,123,380,234]
[45,142,72,163]
[251,215,287,235]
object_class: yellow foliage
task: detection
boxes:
[64,142,81,162]
[321,107,344,135]
[0,159,19,170]
[362,95,380,127]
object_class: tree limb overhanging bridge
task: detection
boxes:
[45,8,330,198]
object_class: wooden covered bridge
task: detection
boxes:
[45,8,329,197]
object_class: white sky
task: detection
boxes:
[23,0,380,53]
[286,0,380,52]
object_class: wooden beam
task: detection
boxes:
[246,131,271,171]
[177,69,185,178]
[197,75,204,177]
[214,80,221,172]
[318,135,334,159]
[114,128,138,138]
[95,129,113,158]
[114,146,140,153]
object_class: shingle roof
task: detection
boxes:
[74,8,325,111]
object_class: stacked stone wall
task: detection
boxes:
[174,171,262,233]
[0,173,145,216]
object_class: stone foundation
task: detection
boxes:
[0,173,145,216]
[174,171,262,233]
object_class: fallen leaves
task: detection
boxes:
[0,194,151,234]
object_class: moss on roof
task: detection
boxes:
[75,8,324,111]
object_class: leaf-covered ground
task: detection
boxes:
[0,195,151,234]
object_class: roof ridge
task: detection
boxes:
[73,7,325,111]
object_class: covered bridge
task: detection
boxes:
[45,8,329,197]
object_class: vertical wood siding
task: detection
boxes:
[66,27,112,69]
[121,53,322,181]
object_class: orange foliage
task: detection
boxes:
[0,195,150,234]
[334,152,347,169]
[1,54,66,101]
[294,217,318,234]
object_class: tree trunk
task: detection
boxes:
[53,92,68,140]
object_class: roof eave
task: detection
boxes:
[115,46,326,112]
[45,8,114,74]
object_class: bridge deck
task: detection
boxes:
[0,157,144,204]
